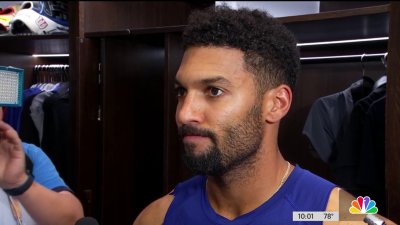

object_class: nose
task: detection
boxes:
[176,93,203,126]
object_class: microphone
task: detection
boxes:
[364,214,386,225]
[75,217,99,225]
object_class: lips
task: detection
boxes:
[178,125,216,145]
[183,134,209,142]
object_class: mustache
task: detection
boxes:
[178,125,217,142]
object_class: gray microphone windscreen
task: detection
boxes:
[75,217,99,225]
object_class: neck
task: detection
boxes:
[206,145,291,220]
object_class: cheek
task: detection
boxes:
[212,99,253,129]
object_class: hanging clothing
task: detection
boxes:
[357,96,386,214]
[4,87,42,132]
[18,88,45,147]
[358,96,385,187]
[333,78,386,191]
[302,77,374,162]
[41,85,73,188]
[30,91,54,144]
[303,74,386,210]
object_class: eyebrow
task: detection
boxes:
[175,76,232,87]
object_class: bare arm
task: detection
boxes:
[0,121,83,225]
[14,184,83,225]
[133,193,174,225]
[324,187,397,225]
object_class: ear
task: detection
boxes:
[262,85,292,123]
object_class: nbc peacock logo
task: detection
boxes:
[349,196,378,214]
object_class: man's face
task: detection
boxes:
[175,46,264,176]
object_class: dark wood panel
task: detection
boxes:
[69,38,101,218]
[279,5,389,23]
[69,1,102,219]
[85,25,186,38]
[83,1,213,33]
[320,1,389,12]
[68,1,101,218]
[283,12,389,43]
[101,35,165,225]
[385,2,400,223]
[0,35,68,55]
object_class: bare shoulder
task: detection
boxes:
[132,193,174,225]
[324,187,397,225]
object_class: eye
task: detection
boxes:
[174,86,186,97]
[208,87,223,97]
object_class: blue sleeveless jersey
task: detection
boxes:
[164,165,336,225]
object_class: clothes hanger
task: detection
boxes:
[360,53,374,83]
[355,53,375,99]
[380,52,388,68]
[370,52,387,90]
[361,53,366,77]
[373,75,387,90]
[360,53,376,82]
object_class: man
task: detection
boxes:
[0,107,84,225]
[133,6,396,225]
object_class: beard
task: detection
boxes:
[178,103,264,176]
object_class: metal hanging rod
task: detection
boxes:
[300,52,387,64]
[297,37,388,47]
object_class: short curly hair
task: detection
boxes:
[183,5,300,93]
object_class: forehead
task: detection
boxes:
[176,46,249,83]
